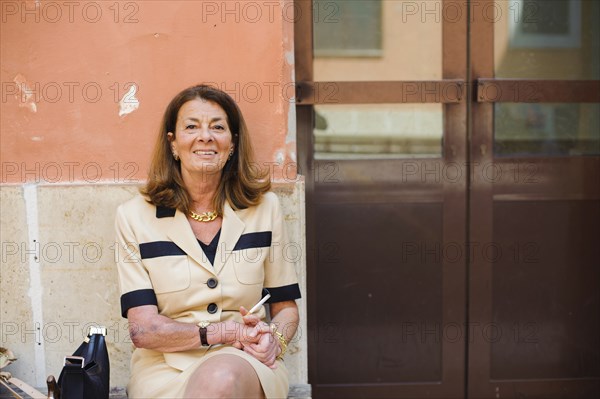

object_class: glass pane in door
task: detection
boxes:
[494,0,600,79]
[315,104,443,158]
[314,0,442,80]
[493,0,600,155]
[494,103,600,156]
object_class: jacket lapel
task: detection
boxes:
[213,202,245,275]
[164,208,215,274]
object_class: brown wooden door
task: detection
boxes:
[468,0,600,397]
[295,1,599,398]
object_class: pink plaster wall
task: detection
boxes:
[1,0,297,184]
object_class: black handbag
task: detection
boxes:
[49,326,110,399]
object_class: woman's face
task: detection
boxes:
[169,99,234,179]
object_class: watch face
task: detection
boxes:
[199,321,210,328]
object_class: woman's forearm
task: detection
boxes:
[269,301,299,344]
[128,305,256,352]
[129,312,200,352]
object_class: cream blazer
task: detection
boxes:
[115,191,301,371]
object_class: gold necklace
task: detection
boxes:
[189,210,218,222]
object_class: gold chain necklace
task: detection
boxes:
[189,210,218,222]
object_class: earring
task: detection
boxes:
[173,153,179,161]
[228,149,234,160]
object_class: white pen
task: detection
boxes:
[247,294,271,314]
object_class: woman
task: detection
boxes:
[115,85,301,398]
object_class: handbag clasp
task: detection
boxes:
[88,326,107,336]
[63,356,85,368]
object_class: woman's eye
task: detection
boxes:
[185,125,196,130]
[213,125,225,131]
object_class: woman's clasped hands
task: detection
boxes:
[230,306,281,369]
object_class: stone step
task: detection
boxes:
[107,384,311,398]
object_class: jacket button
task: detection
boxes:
[207,278,218,289]
[207,303,218,314]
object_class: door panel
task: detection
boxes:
[491,200,600,380]
[314,201,443,384]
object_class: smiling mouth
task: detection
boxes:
[193,150,217,155]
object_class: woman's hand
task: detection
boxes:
[242,329,281,369]
[221,319,264,348]
[235,306,281,368]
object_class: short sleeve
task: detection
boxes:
[115,204,158,318]
[263,194,302,303]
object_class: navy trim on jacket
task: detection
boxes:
[139,241,186,259]
[121,289,158,318]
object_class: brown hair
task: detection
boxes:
[141,84,271,215]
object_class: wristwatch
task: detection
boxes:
[198,321,211,347]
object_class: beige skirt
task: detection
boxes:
[127,345,289,398]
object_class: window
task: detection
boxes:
[509,0,581,48]
[313,0,382,57]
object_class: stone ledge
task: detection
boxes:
[106,383,311,398]
[288,383,312,399]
